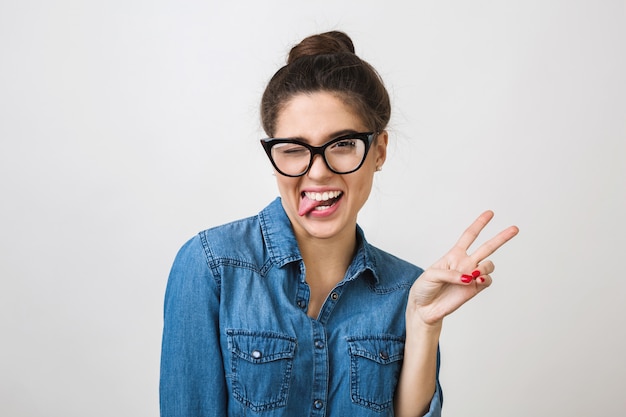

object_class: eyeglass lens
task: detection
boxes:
[271,138,366,176]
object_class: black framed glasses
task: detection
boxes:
[260,132,377,177]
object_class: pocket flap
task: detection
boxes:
[347,336,404,365]
[227,330,297,364]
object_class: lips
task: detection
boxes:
[298,191,343,216]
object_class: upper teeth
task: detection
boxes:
[305,191,341,201]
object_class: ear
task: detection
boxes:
[373,130,388,170]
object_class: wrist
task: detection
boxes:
[406,314,443,338]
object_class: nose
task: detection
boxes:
[306,154,333,180]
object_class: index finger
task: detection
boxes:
[453,210,495,251]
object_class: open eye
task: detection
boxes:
[328,139,360,155]
[336,139,356,147]
[331,139,356,149]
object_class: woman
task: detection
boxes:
[160,31,518,417]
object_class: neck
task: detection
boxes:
[296,228,357,286]
[293,224,358,319]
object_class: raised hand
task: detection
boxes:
[407,210,519,327]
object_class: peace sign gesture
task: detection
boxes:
[407,211,519,327]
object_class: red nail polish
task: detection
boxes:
[478,277,485,283]
[461,274,473,283]
[471,270,481,278]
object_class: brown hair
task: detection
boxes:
[260,31,391,137]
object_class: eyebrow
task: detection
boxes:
[283,129,362,143]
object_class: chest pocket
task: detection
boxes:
[227,330,297,412]
[347,335,405,412]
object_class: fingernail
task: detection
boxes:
[478,277,485,283]
[471,270,481,278]
[461,274,473,283]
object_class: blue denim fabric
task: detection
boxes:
[160,198,443,416]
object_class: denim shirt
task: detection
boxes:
[160,198,443,416]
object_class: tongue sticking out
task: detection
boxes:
[298,195,322,216]
[298,194,340,216]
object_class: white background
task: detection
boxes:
[1,1,624,416]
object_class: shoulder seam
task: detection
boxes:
[199,230,222,291]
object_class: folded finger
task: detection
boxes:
[468,260,495,278]
[475,273,493,287]
[423,267,493,287]
[422,268,474,285]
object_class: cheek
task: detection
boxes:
[276,177,301,197]
[365,148,381,168]
[347,172,375,200]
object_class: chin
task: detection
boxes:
[303,217,353,240]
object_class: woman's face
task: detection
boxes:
[272,91,387,242]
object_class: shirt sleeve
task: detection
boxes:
[159,235,227,417]
[422,380,443,417]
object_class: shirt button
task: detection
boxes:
[379,350,389,360]
[330,292,339,300]
[314,340,325,349]
[297,300,306,309]
[314,400,324,409]
[251,350,262,359]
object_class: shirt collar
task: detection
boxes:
[258,197,303,266]
[258,197,381,284]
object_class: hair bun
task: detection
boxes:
[287,31,355,64]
